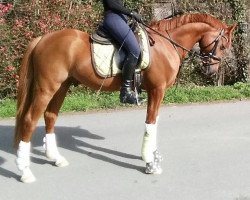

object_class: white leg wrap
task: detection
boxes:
[44,133,69,167]
[16,141,31,171]
[16,141,36,183]
[141,121,158,163]
[20,167,36,183]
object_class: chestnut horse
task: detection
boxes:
[14,13,236,183]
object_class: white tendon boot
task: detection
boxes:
[43,133,69,167]
[141,117,163,174]
[16,141,36,183]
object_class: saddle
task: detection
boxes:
[91,25,112,45]
[90,24,151,78]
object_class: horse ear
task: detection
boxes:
[224,23,237,48]
[227,23,237,34]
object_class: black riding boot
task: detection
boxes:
[120,53,138,104]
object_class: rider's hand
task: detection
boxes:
[131,11,142,23]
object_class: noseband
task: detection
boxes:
[200,29,227,66]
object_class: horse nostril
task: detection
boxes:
[201,65,209,75]
[201,64,216,76]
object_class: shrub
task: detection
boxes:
[0,0,152,98]
[0,0,100,98]
[0,0,248,99]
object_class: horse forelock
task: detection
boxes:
[149,13,228,32]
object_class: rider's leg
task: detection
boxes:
[103,12,141,104]
[120,53,139,104]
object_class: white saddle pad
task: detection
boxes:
[91,25,150,77]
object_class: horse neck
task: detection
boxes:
[170,23,213,57]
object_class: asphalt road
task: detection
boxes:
[0,101,250,200]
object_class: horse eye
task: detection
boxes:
[220,45,226,50]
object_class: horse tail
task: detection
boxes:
[14,36,42,148]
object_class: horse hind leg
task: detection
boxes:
[16,86,60,183]
[43,80,71,167]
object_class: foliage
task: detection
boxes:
[0,98,16,118]
[164,83,250,103]
[0,0,249,99]
[0,0,153,99]
[1,83,250,118]
[0,0,100,98]
[0,65,19,98]
[228,0,249,82]
[233,82,250,96]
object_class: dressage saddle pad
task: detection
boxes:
[90,25,150,78]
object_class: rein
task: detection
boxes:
[141,22,191,54]
[141,21,226,65]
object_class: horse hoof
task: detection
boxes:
[145,162,163,175]
[20,167,36,183]
[55,156,69,167]
[46,151,69,167]
[153,150,163,163]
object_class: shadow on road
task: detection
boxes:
[0,124,144,180]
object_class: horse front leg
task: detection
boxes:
[142,87,165,174]
[43,82,70,167]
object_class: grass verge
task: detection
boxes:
[0,82,250,119]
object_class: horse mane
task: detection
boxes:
[150,13,228,31]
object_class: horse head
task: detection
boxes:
[147,14,237,76]
[198,24,237,75]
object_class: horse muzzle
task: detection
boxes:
[202,62,220,76]
[201,54,221,76]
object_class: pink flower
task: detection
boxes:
[0,18,5,24]
[53,15,61,24]
[15,19,24,28]
[0,46,6,52]
[38,21,47,29]
[0,3,13,17]
[24,31,34,39]
[4,66,15,72]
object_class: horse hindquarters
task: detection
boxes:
[15,36,70,182]
[15,82,62,182]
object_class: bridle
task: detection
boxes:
[199,29,227,67]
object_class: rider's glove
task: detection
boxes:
[130,11,142,23]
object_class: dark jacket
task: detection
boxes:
[103,0,132,16]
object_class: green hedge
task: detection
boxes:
[0,0,249,99]
[0,0,153,98]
